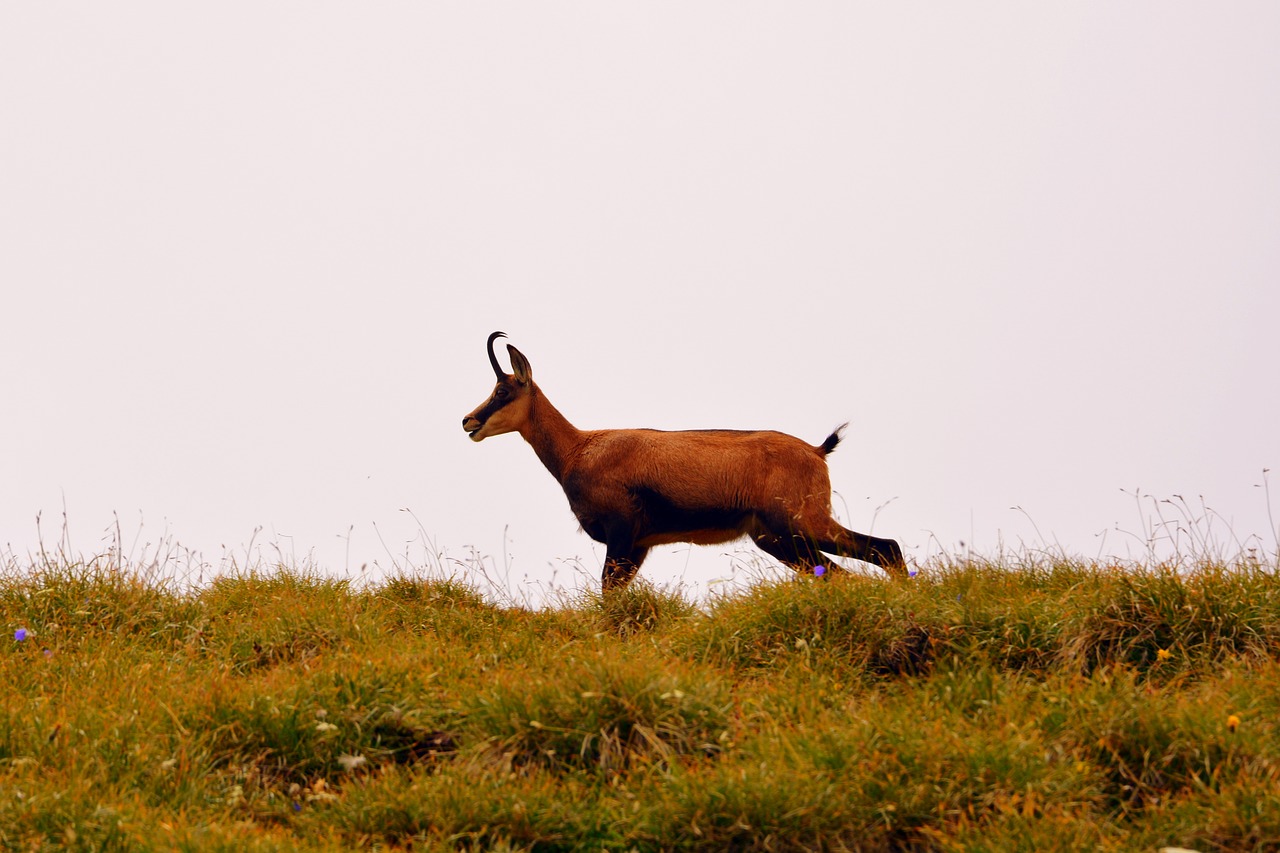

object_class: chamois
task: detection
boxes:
[462,332,908,591]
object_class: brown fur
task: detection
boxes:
[463,333,907,591]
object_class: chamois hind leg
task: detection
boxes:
[752,532,844,578]
[812,520,908,579]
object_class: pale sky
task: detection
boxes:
[3,4,1278,599]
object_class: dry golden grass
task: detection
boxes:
[3,554,1280,850]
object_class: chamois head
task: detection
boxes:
[462,331,535,442]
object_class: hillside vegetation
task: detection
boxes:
[3,555,1280,851]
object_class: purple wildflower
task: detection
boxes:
[14,628,27,642]
[813,565,825,577]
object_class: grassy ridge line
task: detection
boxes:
[1,560,1278,851]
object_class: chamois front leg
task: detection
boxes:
[600,525,650,592]
[602,546,649,592]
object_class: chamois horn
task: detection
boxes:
[487,331,508,379]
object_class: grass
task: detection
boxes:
[3,555,1280,850]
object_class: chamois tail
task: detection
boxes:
[818,423,848,457]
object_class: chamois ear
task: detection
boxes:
[507,344,533,385]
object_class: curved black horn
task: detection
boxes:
[487,331,509,378]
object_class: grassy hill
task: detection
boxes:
[3,554,1280,851]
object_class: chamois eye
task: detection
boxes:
[495,387,509,400]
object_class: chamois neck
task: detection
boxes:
[519,384,584,483]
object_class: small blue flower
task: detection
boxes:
[908,568,918,578]
[14,628,27,642]
[813,565,825,577]
[293,801,302,812]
